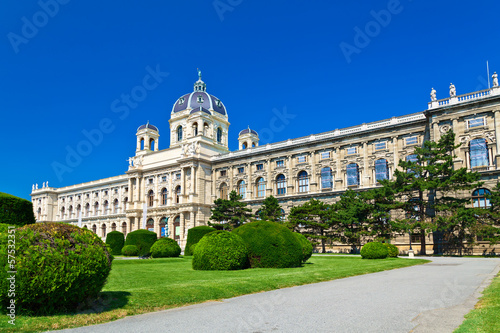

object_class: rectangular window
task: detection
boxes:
[220,170,227,177]
[375,159,389,182]
[161,176,167,182]
[238,167,244,174]
[276,160,284,167]
[256,164,264,170]
[347,147,357,155]
[321,167,333,189]
[467,117,485,129]
[346,163,360,186]
[175,173,181,180]
[375,142,386,151]
[148,179,153,185]
[321,152,330,159]
[405,136,418,146]
[297,156,306,163]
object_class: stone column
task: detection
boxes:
[432,119,440,142]
[190,166,195,202]
[362,142,368,187]
[247,162,253,199]
[167,172,173,205]
[334,148,341,189]
[494,110,500,167]
[310,151,317,192]
[211,167,216,201]
[452,117,463,169]
[266,159,272,196]
[287,155,294,195]
[181,168,185,196]
[229,165,234,193]
[393,137,399,173]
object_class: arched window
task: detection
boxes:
[37,207,41,220]
[238,180,246,199]
[347,163,360,186]
[92,224,97,233]
[470,138,489,169]
[121,222,127,236]
[406,154,418,174]
[146,218,154,231]
[61,207,65,219]
[375,159,389,182]
[177,126,183,142]
[175,186,181,204]
[101,224,107,238]
[298,171,309,193]
[193,123,198,136]
[150,138,155,151]
[161,188,168,205]
[160,217,168,237]
[252,142,256,147]
[103,200,109,215]
[472,188,491,208]
[124,197,128,211]
[203,122,209,136]
[217,127,223,143]
[321,167,333,189]
[85,203,90,217]
[276,174,286,195]
[140,138,145,150]
[94,202,99,216]
[174,216,181,240]
[111,223,116,232]
[113,199,119,214]
[68,205,73,218]
[148,190,154,207]
[256,177,266,198]
[279,209,286,221]
[220,183,228,200]
[242,142,247,149]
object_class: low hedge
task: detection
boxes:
[124,229,157,256]
[184,226,216,256]
[150,238,181,258]
[192,231,248,270]
[233,220,303,268]
[294,232,313,263]
[0,222,112,315]
[383,243,399,258]
[121,245,139,256]
[105,231,125,255]
[0,192,36,227]
[361,242,389,259]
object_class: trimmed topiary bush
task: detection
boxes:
[294,232,313,263]
[105,231,125,255]
[121,244,139,256]
[0,192,36,227]
[124,229,157,256]
[233,221,303,268]
[361,242,389,259]
[150,238,181,258]
[192,231,248,270]
[184,226,216,256]
[383,243,399,258]
[0,222,112,315]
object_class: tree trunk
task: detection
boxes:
[420,229,426,255]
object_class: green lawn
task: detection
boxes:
[455,272,500,333]
[1,256,428,332]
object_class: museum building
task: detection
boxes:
[31,72,500,253]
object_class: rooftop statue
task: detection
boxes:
[493,72,498,87]
[449,83,456,97]
[430,88,436,101]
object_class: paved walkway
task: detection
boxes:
[55,257,500,333]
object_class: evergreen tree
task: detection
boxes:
[331,189,372,253]
[387,130,482,254]
[259,195,283,222]
[363,185,403,242]
[209,190,252,230]
[287,198,333,253]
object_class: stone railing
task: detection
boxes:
[213,112,426,161]
[428,87,500,110]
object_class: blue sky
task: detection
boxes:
[1,0,499,200]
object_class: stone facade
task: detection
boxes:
[31,75,500,254]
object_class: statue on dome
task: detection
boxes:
[128,157,134,167]
[493,72,499,87]
[35,183,38,190]
[197,68,202,80]
[42,182,46,188]
[449,83,456,97]
[430,88,436,101]
[32,184,35,191]
[46,181,49,187]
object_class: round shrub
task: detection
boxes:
[105,231,125,255]
[124,229,157,256]
[192,231,248,270]
[233,221,303,268]
[383,243,399,258]
[0,222,112,315]
[361,242,389,259]
[0,192,35,227]
[294,232,313,263]
[121,244,139,256]
[150,238,181,258]
[184,226,216,256]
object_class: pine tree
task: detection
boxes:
[209,190,252,230]
[259,195,283,222]
[287,198,333,253]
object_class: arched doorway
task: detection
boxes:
[146,218,154,232]
[174,216,181,241]
[160,217,168,238]
[121,222,127,236]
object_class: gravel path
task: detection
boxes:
[53,257,500,333]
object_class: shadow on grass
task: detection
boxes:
[80,291,131,314]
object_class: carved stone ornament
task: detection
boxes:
[439,124,451,133]
[485,132,496,143]
[460,135,471,145]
